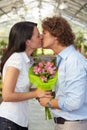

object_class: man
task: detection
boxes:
[39,16,87,130]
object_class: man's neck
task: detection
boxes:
[51,43,66,55]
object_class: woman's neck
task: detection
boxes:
[25,47,35,56]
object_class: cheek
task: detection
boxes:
[44,38,53,45]
[36,39,41,45]
[43,41,50,48]
[43,37,55,48]
[34,39,41,48]
[29,41,36,48]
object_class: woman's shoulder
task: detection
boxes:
[6,52,23,70]
[10,52,22,60]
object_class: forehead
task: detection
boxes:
[43,29,51,35]
[43,29,56,38]
[33,26,39,34]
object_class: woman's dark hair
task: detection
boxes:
[42,16,75,46]
[0,21,37,73]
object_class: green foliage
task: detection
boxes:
[0,40,7,48]
[75,32,84,48]
[84,44,87,53]
[0,40,7,56]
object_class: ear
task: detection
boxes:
[54,36,57,40]
[25,39,30,47]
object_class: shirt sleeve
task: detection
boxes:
[58,58,87,111]
[7,53,22,71]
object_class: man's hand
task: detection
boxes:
[38,97,52,107]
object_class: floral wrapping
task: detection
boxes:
[29,56,58,119]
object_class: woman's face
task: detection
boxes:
[28,26,42,49]
[42,30,56,49]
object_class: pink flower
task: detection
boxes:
[32,60,57,82]
[38,62,44,68]
[48,68,56,75]
[33,66,42,74]
[40,75,47,82]
[45,62,54,68]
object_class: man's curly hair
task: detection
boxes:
[42,16,75,46]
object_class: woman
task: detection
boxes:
[0,21,51,130]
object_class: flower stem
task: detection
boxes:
[45,107,52,120]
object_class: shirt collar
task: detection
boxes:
[58,45,75,60]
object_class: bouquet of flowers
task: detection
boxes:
[29,56,58,119]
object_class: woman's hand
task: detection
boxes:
[35,88,52,98]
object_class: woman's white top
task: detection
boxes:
[0,52,31,127]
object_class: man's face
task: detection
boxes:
[42,30,56,49]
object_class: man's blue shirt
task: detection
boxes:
[52,45,87,120]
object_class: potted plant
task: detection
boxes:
[75,32,84,52]
[0,40,7,56]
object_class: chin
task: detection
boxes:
[42,46,48,49]
[42,44,48,49]
[38,44,42,48]
[43,45,51,49]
